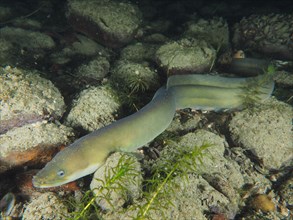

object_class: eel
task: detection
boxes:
[33,74,274,188]
[227,58,270,76]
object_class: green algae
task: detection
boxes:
[66,154,140,220]
[133,142,212,220]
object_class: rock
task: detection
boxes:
[12,18,42,30]
[75,55,110,83]
[158,174,231,220]
[112,175,231,220]
[22,192,69,220]
[136,175,219,220]
[67,0,142,48]
[166,111,201,134]
[0,121,74,173]
[0,26,54,66]
[155,38,216,75]
[0,66,65,134]
[0,66,64,130]
[120,42,159,63]
[277,177,293,206]
[0,26,55,49]
[142,33,169,44]
[130,130,244,219]
[273,71,293,87]
[226,146,272,191]
[233,13,293,60]
[143,20,172,35]
[90,152,142,211]
[250,194,276,212]
[51,34,108,65]
[229,99,293,169]
[110,61,160,94]
[65,85,120,132]
[160,130,245,199]
[184,17,230,49]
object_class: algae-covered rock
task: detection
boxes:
[142,33,169,44]
[107,176,212,220]
[126,130,243,219]
[229,99,293,169]
[75,55,110,82]
[111,61,160,93]
[273,71,293,86]
[51,34,108,65]
[67,0,142,48]
[233,13,293,60]
[277,177,293,206]
[166,111,201,134]
[0,26,55,49]
[0,65,73,174]
[155,38,216,75]
[184,17,229,49]
[11,18,42,30]
[22,192,69,220]
[155,174,230,220]
[120,42,159,63]
[159,130,244,198]
[0,66,65,134]
[90,152,142,211]
[65,85,120,132]
[0,121,74,173]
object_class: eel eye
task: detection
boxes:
[57,170,65,177]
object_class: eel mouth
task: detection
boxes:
[32,175,45,188]
[32,175,61,188]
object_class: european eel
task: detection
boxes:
[33,74,274,188]
[228,58,270,76]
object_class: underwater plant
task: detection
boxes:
[109,70,158,112]
[66,154,140,220]
[127,73,151,95]
[65,141,211,220]
[240,64,276,108]
[133,142,212,220]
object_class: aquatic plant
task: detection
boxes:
[266,63,276,76]
[110,71,156,112]
[127,73,151,95]
[66,189,101,220]
[240,64,276,108]
[66,154,140,220]
[133,142,212,220]
[65,141,211,220]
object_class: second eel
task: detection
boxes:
[33,74,274,188]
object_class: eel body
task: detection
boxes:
[227,58,270,76]
[33,74,274,188]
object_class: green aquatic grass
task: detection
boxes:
[127,74,151,95]
[240,64,276,108]
[133,142,212,220]
[109,75,154,112]
[66,154,140,220]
